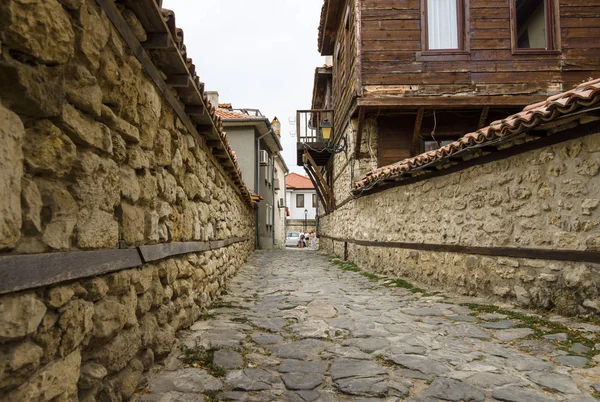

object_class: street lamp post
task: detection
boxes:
[304,209,308,233]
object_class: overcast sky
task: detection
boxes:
[162,0,325,174]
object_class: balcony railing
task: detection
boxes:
[296,109,333,143]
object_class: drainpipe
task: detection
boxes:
[256,129,274,248]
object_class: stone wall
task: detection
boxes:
[0,0,255,399]
[321,133,600,316]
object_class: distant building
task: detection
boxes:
[212,93,283,249]
[274,152,289,247]
[285,173,316,233]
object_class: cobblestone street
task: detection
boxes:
[137,250,600,402]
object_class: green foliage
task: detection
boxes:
[179,342,228,378]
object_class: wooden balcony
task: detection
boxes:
[295,109,333,166]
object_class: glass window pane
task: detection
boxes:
[516,0,548,49]
[427,0,459,50]
[296,194,304,208]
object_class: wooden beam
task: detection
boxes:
[0,236,252,295]
[411,107,425,156]
[206,140,221,148]
[304,150,335,211]
[478,107,490,129]
[304,165,330,213]
[354,108,366,160]
[142,33,171,49]
[318,235,600,264]
[185,105,205,116]
[166,74,190,87]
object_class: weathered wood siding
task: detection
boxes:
[332,0,359,134]
[361,0,600,99]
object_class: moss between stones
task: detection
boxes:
[463,303,600,358]
[179,343,227,378]
[328,255,426,294]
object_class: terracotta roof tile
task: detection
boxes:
[215,109,266,121]
[286,173,314,189]
[353,78,600,193]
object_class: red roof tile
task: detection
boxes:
[353,78,600,194]
[286,173,314,189]
[215,108,266,121]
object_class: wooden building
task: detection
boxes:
[298,0,600,210]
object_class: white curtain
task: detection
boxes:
[427,0,459,50]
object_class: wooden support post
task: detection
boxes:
[354,108,366,160]
[142,33,171,49]
[478,107,490,129]
[304,150,334,211]
[411,107,425,156]
[304,165,330,213]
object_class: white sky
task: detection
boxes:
[162,0,325,174]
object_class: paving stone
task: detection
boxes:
[334,376,389,397]
[149,369,222,394]
[218,391,247,401]
[213,349,244,370]
[526,371,580,394]
[401,307,444,316]
[140,391,205,402]
[507,356,553,371]
[448,315,477,322]
[543,333,569,342]
[251,317,287,332]
[570,343,591,354]
[225,368,276,391]
[491,385,556,402]
[281,373,325,390]
[268,339,328,360]
[289,320,330,339]
[293,390,321,401]
[465,373,525,389]
[330,359,387,380]
[388,344,427,355]
[353,337,391,352]
[494,328,534,341]
[514,340,557,355]
[479,313,508,320]
[386,354,449,375]
[424,377,485,402]
[479,320,519,329]
[554,355,590,367]
[250,332,283,345]
[446,323,490,339]
[279,360,327,374]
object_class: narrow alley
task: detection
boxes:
[137,250,600,402]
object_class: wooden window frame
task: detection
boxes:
[296,193,304,208]
[418,0,470,60]
[510,0,560,55]
[312,193,317,208]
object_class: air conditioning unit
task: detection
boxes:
[274,178,280,190]
[259,150,268,166]
[278,198,285,208]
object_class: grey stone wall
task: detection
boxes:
[0,0,255,399]
[321,133,600,316]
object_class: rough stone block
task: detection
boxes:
[5,349,81,402]
[0,293,46,341]
[0,0,75,64]
[0,102,24,250]
[62,101,112,152]
[23,120,76,177]
[76,208,119,249]
[121,202,145,245]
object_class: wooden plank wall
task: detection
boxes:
[361,0,600,98]
[332,0,359,134]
